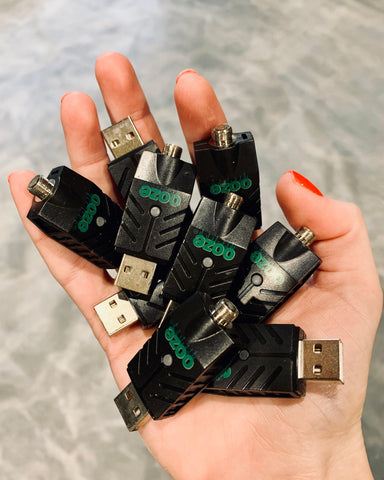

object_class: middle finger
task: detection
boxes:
[95,52,164,148]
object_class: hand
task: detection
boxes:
[9,52,382,480]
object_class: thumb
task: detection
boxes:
[275,170,375,275]
[276,170,361,241]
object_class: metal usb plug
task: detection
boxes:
[115,254,157,296]
[115,383,150,432]
[102,116,144,159]
[94,290,140,335]
[298,339,344,383]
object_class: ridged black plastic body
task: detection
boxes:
[27,166,123,269]
[206,324,306,398]
[127,292,240,420]
[128,280,166,328]
[194,131,261,226]
[108,140,160,201]
[163,196,256,303]
[114,150,195,265]
[230,222,321,323]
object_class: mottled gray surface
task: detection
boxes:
[1,0,383,478]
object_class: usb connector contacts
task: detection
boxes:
[298,339,343,383]
[115,383,150,432]
[94,290,139,335]
[94,280,168,335]
[102,117,143,159]
[115,254,157,296]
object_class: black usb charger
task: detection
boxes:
[193,123,261,227]
[113,143,196,295]
[206,323,343,397]
[115,292,241,430]
[230,221,321,323]
[162,193,257,303]
[102,117,160,201]
[27,165,123,269]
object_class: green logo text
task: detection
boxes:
[192,232,236,261]
[77,194,101,232]
[139,184,181,207]
[164,325,195,370]
[210,175,252,195]
[250,248,284,285]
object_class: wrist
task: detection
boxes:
[321,424,373,480]
[277,421,373,480]
[230,414,373,480]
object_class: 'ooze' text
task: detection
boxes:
[77,194,101,232]
[210,174,252,195]
[192,231,236,261]
[139,184,181,206]
[250,248,285,285]
[164,325,195,370]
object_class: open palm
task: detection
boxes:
[9,52,382,480]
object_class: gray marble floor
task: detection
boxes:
[1,0,383,478]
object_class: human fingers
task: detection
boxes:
[95,52,163,147]
[60,91,119,202]
[174,69,227,160]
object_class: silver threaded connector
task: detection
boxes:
[211,298,239,328]
[28,175,55,200]
[211,124,233,148]
[163,144,182,159]
[295,227,315,246]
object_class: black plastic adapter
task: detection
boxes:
[193,124,261,226]
[206,323,343,398]
[115,293,241,430]
[113,144,196,295]
[108,141,160,201]
[230,221,321,323]
[162,194,257,303]
[102,116,160,201]
[128,280,167,328]
[27,165,123,269]
[206,323,305,398]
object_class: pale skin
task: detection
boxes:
[8,52,383,480]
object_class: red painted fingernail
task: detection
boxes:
[289,170,323,196]
[176,69,198,84]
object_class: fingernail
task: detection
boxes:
[61,91,74,103]
[289,170,323,196]
[176,69,198,84]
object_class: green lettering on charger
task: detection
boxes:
[216,367,232,381]
[250,248,284,285]
[210,175,252,195]
[139,184,181,206]
[192,232,235,261]
[164,325,195,370]
[77,194,101,232]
